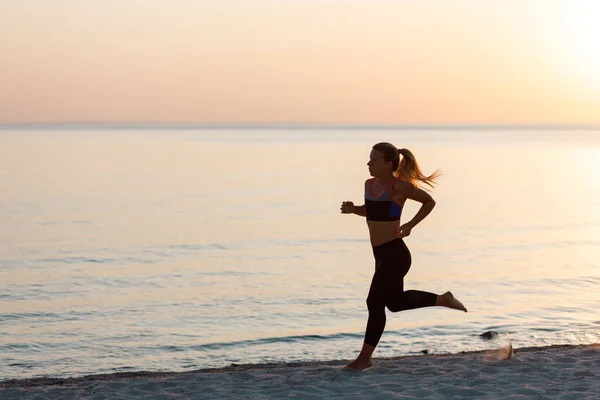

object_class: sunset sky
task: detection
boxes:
[1,0,599,125]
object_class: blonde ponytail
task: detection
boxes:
[396,148,441,190]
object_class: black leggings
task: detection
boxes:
[364,238,437,347]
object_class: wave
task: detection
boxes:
[184,332,365,352]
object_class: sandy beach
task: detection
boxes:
[1,344,598,399]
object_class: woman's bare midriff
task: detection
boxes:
[367,220,400,247]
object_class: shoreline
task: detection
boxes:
[2,343,598,391]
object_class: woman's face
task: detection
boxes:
[367,149,391,177]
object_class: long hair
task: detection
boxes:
[372,142,441,190]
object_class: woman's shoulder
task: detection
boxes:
[392,178,417,194]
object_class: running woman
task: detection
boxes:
[341,142,467,371]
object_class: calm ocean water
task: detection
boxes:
[1,127,599,380]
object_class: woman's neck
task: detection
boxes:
[374,175,395,185]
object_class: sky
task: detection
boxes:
[1,0,600,125]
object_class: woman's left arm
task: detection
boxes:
[393,180,436,238]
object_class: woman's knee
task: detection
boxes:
[385,303,403,313]
[366,294,385,312]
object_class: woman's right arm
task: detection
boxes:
[341,179,368,217]
[352,204,367,217]
[340,202,367,217]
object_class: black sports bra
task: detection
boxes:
[364,178,402,222]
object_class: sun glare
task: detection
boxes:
[561,1,600,87]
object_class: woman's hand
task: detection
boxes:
[340,201,355,214]
[397,223,413,238]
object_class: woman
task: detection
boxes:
[340,142,467,371]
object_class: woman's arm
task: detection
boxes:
[340,179,369,217]
[352,204,367,217]
[393,180,436,237]
[340,202,367,217]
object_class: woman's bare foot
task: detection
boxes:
[345,342,375,371]
[436,291,468,312]
[345,357,372,371]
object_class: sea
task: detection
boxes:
[1,126,599,381]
